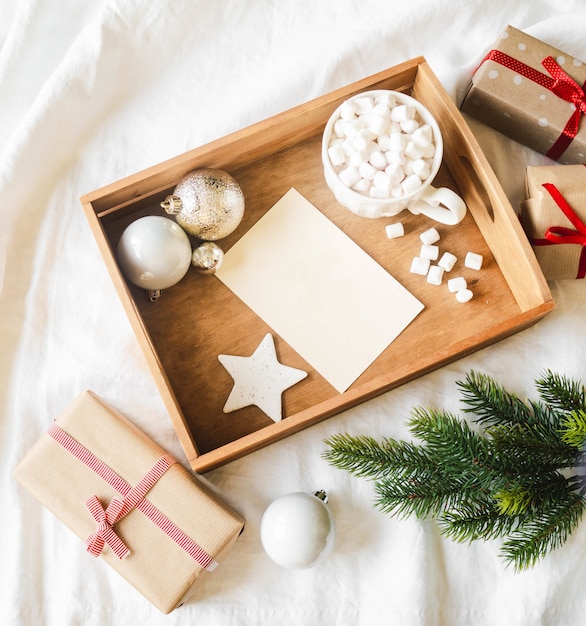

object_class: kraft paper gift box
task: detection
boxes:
[520,164,586,280]
[461,25,586,163]
[13,391,245,614]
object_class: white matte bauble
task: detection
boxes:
[260,491,335,569]
[116,216,192,293]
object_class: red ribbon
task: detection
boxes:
[482,50,586,161]
[531,182,586,279]
[48,424,219,569]
[85,495,130,559]
[82,454,173,559]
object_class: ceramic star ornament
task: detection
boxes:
[218,333,308,422]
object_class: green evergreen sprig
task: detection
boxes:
[322,370,586,570]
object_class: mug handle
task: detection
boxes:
[409,186,467,225]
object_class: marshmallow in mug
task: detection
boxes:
[326,92,436,201]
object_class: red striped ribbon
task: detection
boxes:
[531,181,586,279]
[48,423,218,569]
[85,494,130,558]
[481,50,586,161]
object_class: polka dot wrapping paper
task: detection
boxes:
[461,25,586,164]
[520,164,586,280]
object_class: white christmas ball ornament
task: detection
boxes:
[260,491,336,569]
[116,216,192,298]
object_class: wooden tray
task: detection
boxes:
[81,57,554,472]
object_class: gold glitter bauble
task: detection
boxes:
[161,168,245,240]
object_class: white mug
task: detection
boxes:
[322,90,466,225]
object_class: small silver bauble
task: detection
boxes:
[161,168,245,240]
[191,241,224,275]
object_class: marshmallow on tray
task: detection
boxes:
[420,244,439,261]
[385,223,404,239]
[438,252,457,272]
[419,227,440,245]
[447,276,467,293]
[426,265,444,285]
[325,94,436,199]
[410,257,430,276]
[465,251,483,270]
[456,288,474,303]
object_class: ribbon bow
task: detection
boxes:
[82,454,176,560]
[533,182,586,279]
[85,495,130,559]
[482,51,586,160]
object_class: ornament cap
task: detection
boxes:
[148,288,162,302]
[313,490,328,504]
[161,195,183,215]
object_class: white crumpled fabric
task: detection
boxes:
[2,1,586,624]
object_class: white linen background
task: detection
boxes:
[2,0,586,624]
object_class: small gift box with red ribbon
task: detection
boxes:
[461,25,586,163]
[520,164,586,280]
[13,391,244,613]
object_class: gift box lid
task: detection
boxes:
[13,391,245,613]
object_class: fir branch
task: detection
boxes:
[373,467,483,519]
[559,409,586,449]
[321,433,393,479]
[491,471,569,514]
[322,370,586,570]
[457,370,541,427]
[493,486,534,516]
[408,407,491,466]
[501,471,575,512]
[439,500,522,543]
[500,492,586,571]
[407,407,512,494]
[535,370,586,414]
[486,422,579,471]
[527,398,568,431]
[321,433,437,481]
[567,472,586,495]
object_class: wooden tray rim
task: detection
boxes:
[81,57,554,472]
